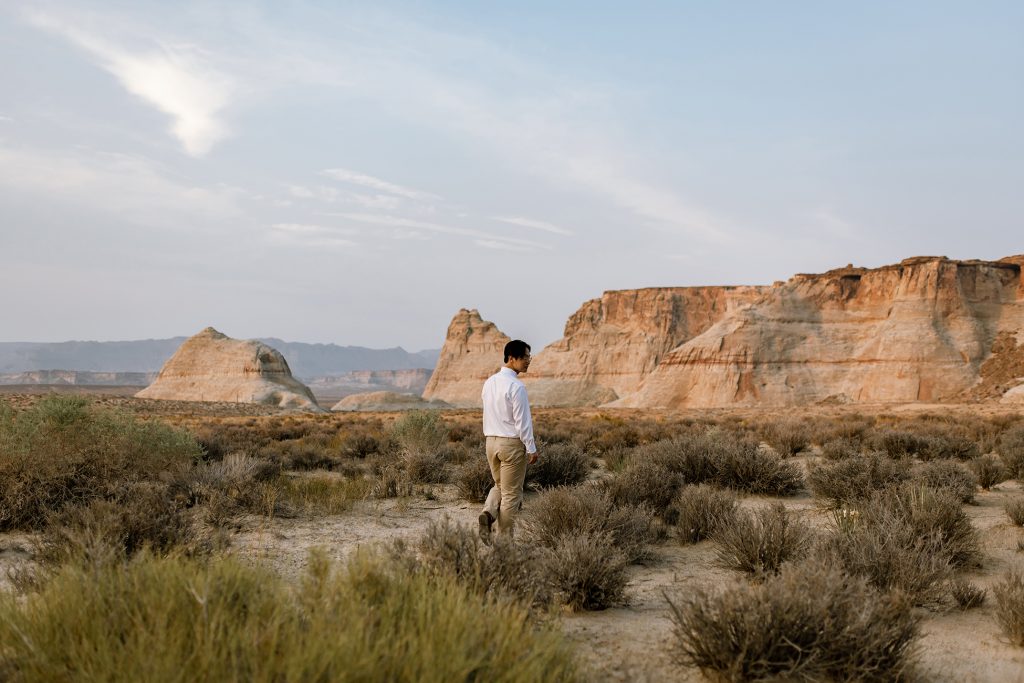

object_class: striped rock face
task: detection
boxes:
[426,255,1024,409]
[136,327,323,411]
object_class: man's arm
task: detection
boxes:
[510,383,538,463]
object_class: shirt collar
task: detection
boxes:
[499,366,518,377]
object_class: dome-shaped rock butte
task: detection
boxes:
[331,391,451,412]
[421,308,510,407]
[136,327,323,411]
[426,255,1024,409]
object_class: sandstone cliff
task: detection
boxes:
[421,309,510,407]
[524,286,765,406]
[617,256,1024,408]
[136,327,323,411]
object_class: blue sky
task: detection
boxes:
[2,1,1021,350]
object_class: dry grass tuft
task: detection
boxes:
[671,484,738,545]
[993,565,1024,646]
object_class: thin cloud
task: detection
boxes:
[493,215,573,236]
[271,222,358,236]
[475,239,533,252]
[333,212,549,250]
[26,12,233,156]
[321,167,440,202]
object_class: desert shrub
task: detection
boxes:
[40,483,200,564]
[820,437,862,460]
[758,419,811,456]
[0,550,580,682]
[337,431,382,458]
[278,474,372,516]
[914,460,977,503]
[971,454,1007,490]
[523,486,661,563]
[370,464,413,499]
[950,579,986,610]
[389,410,448,458]
[603,461,682,520]
[822,513,952,604]
[526,442,591,489]
[631,434,719,484]
[635,432,802,496]
[404,450,449,484]
[715,444,804,496]
[601,445,634,472]
[1006,498,1024,526]
[871,429,932,459]
[667,560,920,682]
[455,456,493,504]
[823,485,979,602]
[920,433,981,461]
[671,485,738,545]
[172,453,281,524]
[994,566,1024,646]
[543,531,629,611]
[411,518,551,606]
[999,425,1024,479]
[875,485,981,568]
[809,454,911,506]
[0,397,202,530]
[712,503,811,576]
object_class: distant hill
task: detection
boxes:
[0,338,439,379]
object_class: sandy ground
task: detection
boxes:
[221,479,1024,683]
[3,393,1024,680]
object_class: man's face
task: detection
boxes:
[509,351,531,374]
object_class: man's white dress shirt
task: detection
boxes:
[482,367,537,454]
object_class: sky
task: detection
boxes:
[1,1,1022,351]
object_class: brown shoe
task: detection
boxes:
[478,511,494,544]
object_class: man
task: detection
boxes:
[479,339,538,542]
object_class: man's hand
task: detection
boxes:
[529,451,539,465]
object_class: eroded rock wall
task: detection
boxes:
[618,257,1024,408]
[421,309,510,407]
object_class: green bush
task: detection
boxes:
[0,550,580,682]
[0,397,202,531]
[389,410,448,458]
[667,560,920,682]
[712,503,811,576]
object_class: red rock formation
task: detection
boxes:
[524,286,764,405]
[136,327,322,411]
[618,256,1024,408]
[421,309,510,407]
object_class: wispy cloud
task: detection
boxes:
[333,212,549,250]
[492,215,573,236]
[475,239,533,252]
[321,168,440,202]
[26,11,234,156]
[268,222,357,249]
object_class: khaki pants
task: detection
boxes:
[483,436,528,536]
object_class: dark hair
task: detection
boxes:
[504,340,531,362]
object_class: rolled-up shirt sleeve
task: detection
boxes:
[510,384,537,454]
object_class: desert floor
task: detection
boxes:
[2,394,1024,682]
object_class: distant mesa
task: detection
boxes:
[136,327,323,411]
[331,391,451,412]
[425,255,1024,409]
[421,309,510,407]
